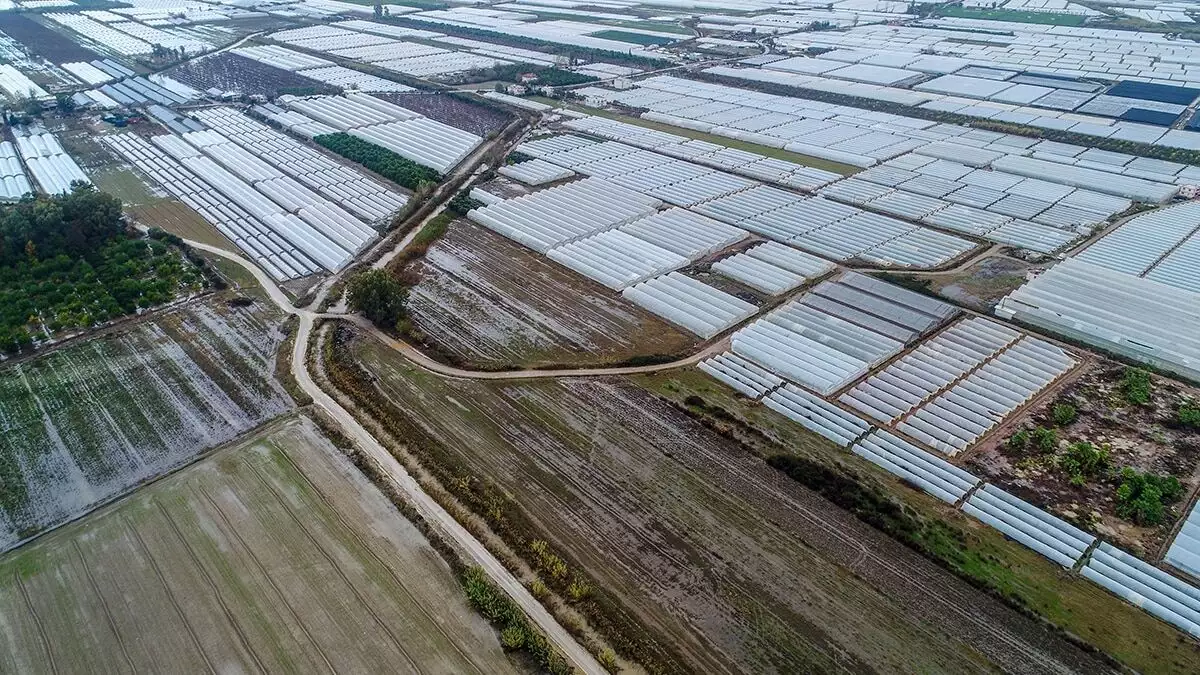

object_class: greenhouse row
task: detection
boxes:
[616,208,748,259]
[764,383,871,447]
[102,133,319,281]
[964,486,1096,568]
[280,93,482,174]
[698,351,783,399]
[1075,201,1200,294]
[732,299,908,396]
[1085,543,1200,638]
[498,159,575,186]
[233,45,334,71]
[1166,503,1200,581]
[713,252,803,295]
[467,177,662,253]
[622,272,757,339]
[852,430,979,504]
[0,64,48,102]
[145,132,371,273]
[729,272,956,394]
[296,65,415,93]
[898,337,1076,455]
[14,129,89,196]
[547,230,687,290]
[0,141,32,202]
[840,317,1023,424]
[267,22,515,78]
[561,115,842,192]
[523,134,975,268]
[190,106,405,223]
[996,258,1200,383]
[172,127,375,259]
[251,104,339,139]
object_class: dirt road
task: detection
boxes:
[184,240,607,675]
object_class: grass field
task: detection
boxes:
[937,6,1089,26]
[0,297,291,550]
[0,416,523,674]
[535,98,861,176]
[324,328,1125,674]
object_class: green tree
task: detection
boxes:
[1031,426,1057,454]
[1115,468,1183,525]
[1121,367,1153,405]
[1059,441,1110,486]
[347,269,407,330]
[1051,403,1077,426]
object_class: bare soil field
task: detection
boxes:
[0,297,291,550]
[169,52,340,99]
[967,362,1200,556]
[0,28,77,92]
[0,14,98,64]
[327,328,1129,674]
[401,220,697,369]
[378,92,513,136]
[129,200,239,253]
[0,416,522,674]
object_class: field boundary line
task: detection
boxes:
[271,440,487,674]
[153,501,268,674]
[121,518,216,675]
[193,483,337,675]
[72,539,136,673]
[243,460,425,673]
[13,569,59,675]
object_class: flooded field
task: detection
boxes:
[331,329,1115,674]
[0,298,291,550]
[0,416,521,674]
[404,221,697,368]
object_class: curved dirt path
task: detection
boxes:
[186,240,607,675]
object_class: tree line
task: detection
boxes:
[314,133,442,191]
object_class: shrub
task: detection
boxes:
[1115,468,1184,525]
[1031,426,1057,454]
[1121,367,1153,405]
[1179,404,1200,429]
[1051,403,1077,427]
[1007,429,1030,451]
[1058,441,1110,486]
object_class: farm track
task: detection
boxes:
[182,239,606,675]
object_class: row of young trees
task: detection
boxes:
[313,133,442,191]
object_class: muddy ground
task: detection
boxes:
[0,296,292,550]
[402,220,697,369]
[0,416,522,674]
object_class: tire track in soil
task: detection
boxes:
[242,460,425,675]
[153,501,268,675]
[13,569,58,675]
[71,540,136,674]
[193,483,337,675]
[272,446,488,675]
[469,386,846,672]
[122,518,216,675]
[696,444,1085,674]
